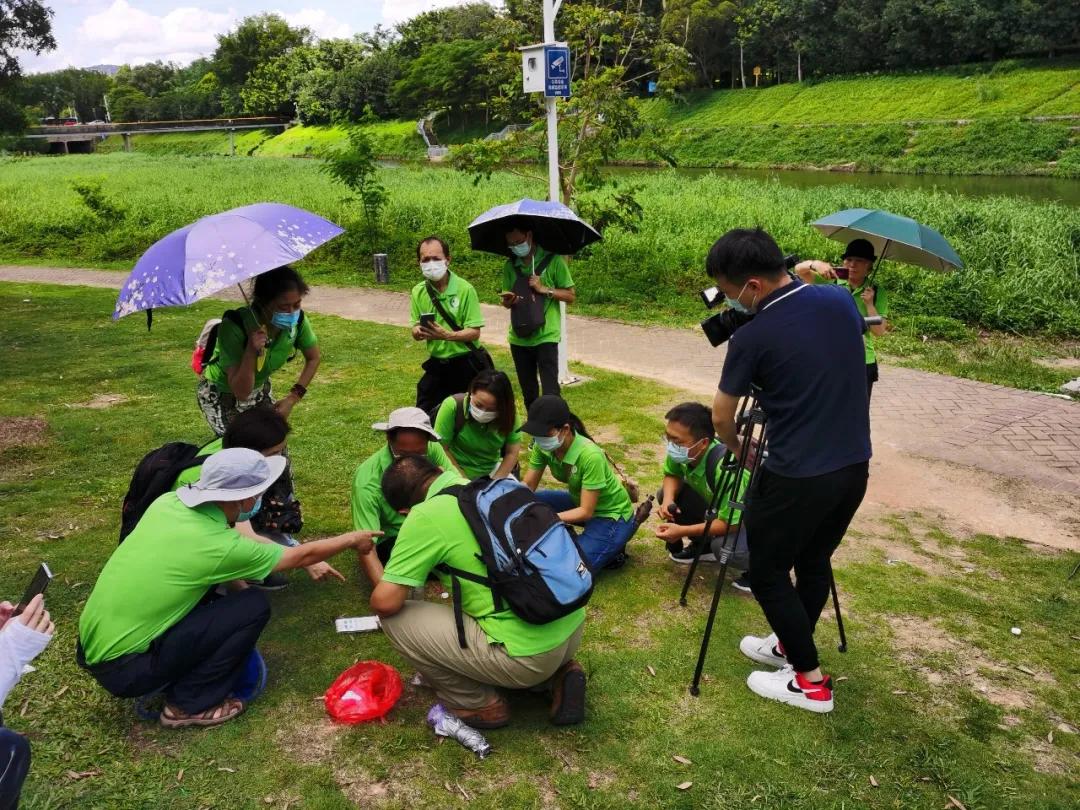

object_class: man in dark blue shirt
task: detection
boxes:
[709,227,870,714]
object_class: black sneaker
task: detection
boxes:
[669,547,716,565]
[603,551,630,570]
[731,573,753,593]
[250,572,289,591]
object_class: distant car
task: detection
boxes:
[87,120,106,125]
[61,118,79,126]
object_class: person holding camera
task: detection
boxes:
[654,402,752,592]
[411,236,487,417]
[795,238,889,400]
[708,228,870,714]
[1,594,53,809]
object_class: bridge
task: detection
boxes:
[24,117,292,154]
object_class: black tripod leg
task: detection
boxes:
[830,569,847,653]
[690,555,733,696]
[1069,557,1080,581]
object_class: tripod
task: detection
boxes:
[681,389,849,696]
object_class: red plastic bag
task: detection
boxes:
[324,660,403,724]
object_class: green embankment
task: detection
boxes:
[622,61,1080,176]
[86,62,1080,176]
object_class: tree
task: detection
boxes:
[213,14,311,88]
[14,68,111,121]
[241,46,315,117]
[321,126,388,256]
[661,0,738,89]
[392,39,491,119]
[394,2,497,60]
[106,83,150,122]
[0,0,54,84]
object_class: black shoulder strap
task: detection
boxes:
[704,442,727,492]
[426,282,481,353]
[436,562,491,648]
[452,394,467,440]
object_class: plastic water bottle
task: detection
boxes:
[426,703,492,759]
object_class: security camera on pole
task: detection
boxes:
[519,1,576,385]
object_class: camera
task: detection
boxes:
[699,254,798,347]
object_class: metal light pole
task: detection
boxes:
[541,1,577,385]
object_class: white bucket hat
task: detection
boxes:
[176,447,287,508]
[371,406,440,440]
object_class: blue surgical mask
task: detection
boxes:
[510,241,531,258]
[237,496,262,523]
[533,433,562,452]
[666,441,691,464]
[272,310,300,330]
[725,281,754,314]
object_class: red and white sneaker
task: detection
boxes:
[746,665,834,713]
[739,632,787,668]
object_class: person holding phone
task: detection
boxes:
[1,592,54,809]
[795,239,889,400]
[500,220,575,409]
[410,236,486,417]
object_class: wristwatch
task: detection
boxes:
[544,289,555,299]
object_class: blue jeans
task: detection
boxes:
[535,490,636,569]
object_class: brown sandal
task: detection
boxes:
[160,698,245,729]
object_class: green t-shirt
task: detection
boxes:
[500,247,575,347]
[173,438,223,489]
[433,394,523,480]
[409,273,485,360]
[812,276,889,365]
[351,443,453,542]
[78,493,284,665]
[202,307,318,393]
[382,470,585,656]
[662,439,751,524]
[528,434,633,521]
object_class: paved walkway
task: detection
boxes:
[4,264,1079,504]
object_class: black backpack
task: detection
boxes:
[510,253,555,338]
[118,442,210,543]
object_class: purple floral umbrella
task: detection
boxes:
[113,203,344,324]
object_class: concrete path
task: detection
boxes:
[3,264,1078,550]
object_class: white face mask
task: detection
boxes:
[421,260,448,282]
[469,403,497,424]
[509,241,531,258]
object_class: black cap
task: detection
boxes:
[842,238,876,262]
[521,395,571,436]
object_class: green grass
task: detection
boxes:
[3,153,1080,343]
[647,62,1080,127]
[1,284,1077,808]
[95,129,278,157]
[255,122,426,161]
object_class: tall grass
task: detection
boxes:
[2,153,1078,335]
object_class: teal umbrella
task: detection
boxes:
[811,208,964,271]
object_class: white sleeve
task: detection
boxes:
[0,621,52,708]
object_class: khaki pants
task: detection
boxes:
[380,600,583,710]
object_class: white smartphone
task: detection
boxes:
[334,616,381,633]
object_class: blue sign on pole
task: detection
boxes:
[544,45,571,98]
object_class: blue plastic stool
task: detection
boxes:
[133,649,267,720]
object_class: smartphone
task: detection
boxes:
[13,563,53,616]
[419,313,436,328]
[832,264,849,280]
[335,616,381,633]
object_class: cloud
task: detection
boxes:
[381,0,498,26]
[76,0,238,66]
[279,8,352,40]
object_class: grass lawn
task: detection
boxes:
[1,284,1077,809]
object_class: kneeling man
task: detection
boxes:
[78,448,378,728]
[371,455,586,728]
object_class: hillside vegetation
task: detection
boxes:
[82,62,1080,177]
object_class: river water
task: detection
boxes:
[606,165,1080,207]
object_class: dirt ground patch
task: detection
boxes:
[0,416,47,451]
[69,393,129,409]
[890,616,1050,711]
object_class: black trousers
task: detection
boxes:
[657,485,750,570]
[744,461,868,673]
[78,588,271,714]
[510,342,560,409]
[416,354,478,417]
[866,361,879,401]
[0,726,29,810]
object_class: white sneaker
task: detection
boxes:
[747,666,834,713]
[739,632,787,668]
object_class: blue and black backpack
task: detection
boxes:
[438,477,594,648]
